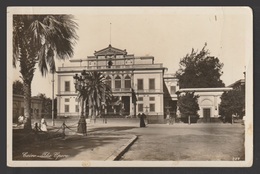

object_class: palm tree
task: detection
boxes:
[13,15,78,130]
[77,71,112,123]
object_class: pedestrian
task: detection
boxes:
[33,122,40,141]
[140,113,146,127]
[169,115,173,125]
[242,115,245,125]
[34,122,40,132]
[40,116,48,132]
[18,115,24,125]
[61,121,66,139]
[166,111,170,125]
[103,115,107,124]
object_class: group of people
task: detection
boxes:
[18,115,48,132]
[33,117,48,132]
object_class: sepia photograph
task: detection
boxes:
[7,7,253,167]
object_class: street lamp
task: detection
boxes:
[73,71,88,135]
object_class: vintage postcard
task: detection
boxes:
[7,7,253,167]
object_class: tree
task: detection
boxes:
[175,44,225,88]
[77,71,112,122]
[177,92,200,123]
[13,15,78,130]
[13,80,24,95]
[37,93,53,118]
[219,89,245,122]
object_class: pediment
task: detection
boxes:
[94,44,127,57]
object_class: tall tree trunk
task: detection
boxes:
[19,41,36,130]
[92,105,96,123]
[23,80,32,130]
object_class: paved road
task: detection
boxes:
[119,124,245,161]
[13,118,245,161]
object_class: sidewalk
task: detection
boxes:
[13,121,138,161]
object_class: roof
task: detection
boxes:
[163,73,178,79]
[94,44,127,57]
[177,87,233,93]
[228,79,245,88]
[13,94,43,102]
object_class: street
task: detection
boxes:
[119,124,245,161]
[13,118,245,161]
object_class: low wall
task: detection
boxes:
[147,115,164,124]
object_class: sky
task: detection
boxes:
[10,7,252,98]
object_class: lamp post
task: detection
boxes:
[73,70,88,135]
[51,71,55,126]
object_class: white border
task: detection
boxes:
[7,6,253,167]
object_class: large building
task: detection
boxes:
[56,45,179,123]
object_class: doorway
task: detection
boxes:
[122,96,130,115]
[203,108,211,123]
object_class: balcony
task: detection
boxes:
[58,89,162,95]
[135,89,162,93]
[57,91,77,95]
[112,88,132,92]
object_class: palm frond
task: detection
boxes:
[38,46,48,76]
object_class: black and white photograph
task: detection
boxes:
[7,7,253,167]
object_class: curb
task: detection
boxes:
[106,135,138,161]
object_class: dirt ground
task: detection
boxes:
[120,124,245,161]
[13,118,245,161]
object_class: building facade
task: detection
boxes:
[56,45,179,123]
[13,94,43,122]
[176,88,232,122]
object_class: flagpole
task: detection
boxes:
[52,71,55,126]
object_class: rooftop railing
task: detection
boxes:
[58,63,163,71]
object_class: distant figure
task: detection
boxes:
[169,115,173,125]
[140,113,146,127]
[103,115,107,124]
[34,122,40,132]
[18,115,24,125]
[61,121,66,139]
[242,115,245,125]
[40,117,48,132]
[166,111,170,125]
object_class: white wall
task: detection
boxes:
[59,75,75,93]
[133,70,163,91]
[164,78,179,100]
[195,92,223,118]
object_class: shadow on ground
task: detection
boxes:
[88,126,138,133]
[13,126,137,161]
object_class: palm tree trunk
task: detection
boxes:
[92,105,96,123]
[19,42,36,130]
[23,80,32,130]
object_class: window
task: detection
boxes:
[138,104,143,112]
[107,60,113,68]
[75,105,79,112]
[150,104,155,112]
[170,86,176,94]
[137,79,143,90]
[106,76,112,88]
[65,105,70,112]
[65,98,70,102]
[115,76,121,89]
[125,75,131,89]
[149,79,155,90]
[138,97,143,101]
[65,81,70,92]
[149,97,155,101]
